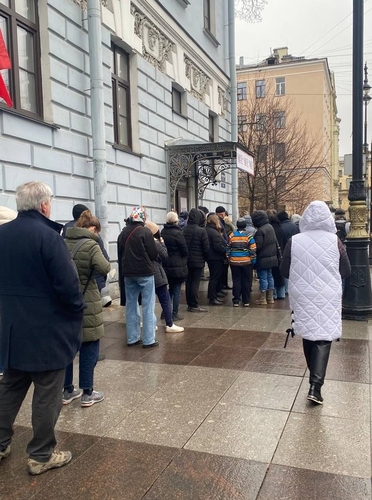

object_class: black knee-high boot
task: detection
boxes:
[307,340,332,404]
[302,339,312,371]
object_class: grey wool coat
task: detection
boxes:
[65,227,111,342]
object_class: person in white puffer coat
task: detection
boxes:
[280,201,351,405]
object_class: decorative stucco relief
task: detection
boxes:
[217,86,228,117]
[184,56,211,102]
[130,3,174,73]
[72,0,109,8]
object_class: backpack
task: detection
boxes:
[335,220,347,243]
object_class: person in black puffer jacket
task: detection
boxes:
[205,214,227,305]
[268,215,287,300]
[145,221,184,334]
[251,210,278,305]
[182,208,210,312]
[161,212,188,321]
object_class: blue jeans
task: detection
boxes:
[156,284,173,327]
[125,276,156,346]
[64,340,100,394]
[168,278,182,316]
[258,268,274,292]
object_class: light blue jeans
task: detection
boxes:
[125,276,156,346]
[258,268,274,292]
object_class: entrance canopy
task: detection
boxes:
[166,139,254,206]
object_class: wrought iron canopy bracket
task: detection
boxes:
[167,141,253,204]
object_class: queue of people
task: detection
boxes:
[0,183,352,476]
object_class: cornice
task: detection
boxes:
[134,0,229,89]
[72,0,108,8]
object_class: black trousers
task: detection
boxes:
[207,260,224,300]
[231,265,252,304]
[220,263,229,289]
[186,267,203,307]
[0,368,65,461]
[302,339,332,387]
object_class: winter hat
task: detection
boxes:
[166,211,179,224]
[244,214,253,226]
[72,204,89,220]
[179,210,189,219]
[0,206,17,225]
[335,208,345,216]
[237,217,247,229]
[129,205,147,223]
[145,220,159,235]
[291,214,302,224]
[215,206,226,214]
[198,206,209,215]
[277,211,289,222]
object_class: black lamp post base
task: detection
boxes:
[342,238,372,320]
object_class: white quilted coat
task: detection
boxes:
[289,201,342,341]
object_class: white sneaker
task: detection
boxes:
[166,324,184,333]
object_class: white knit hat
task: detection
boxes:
[0,206,17,226]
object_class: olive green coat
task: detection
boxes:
[65,227,111,342]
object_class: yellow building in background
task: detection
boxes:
[236,47,340,214]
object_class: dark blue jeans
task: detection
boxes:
[168,277,183,316]
[156,284,173,327]
[64,340,100,395]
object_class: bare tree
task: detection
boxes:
[235,0,268,22]
[237,82,329,214]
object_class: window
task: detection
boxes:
[275,77,285,96]
[112,44,131,149]
[237,81,247,101]
[172,87,182,114]
[255,79,266,98]
[204,0,211,31]
[255,113,266,131]
[209,112,216,142]
[257,144,267,163]
[0,0,42,116]
[275,143,286,162]
[238,114,247,133]
[274,111,286,129]
[276,175,286,193]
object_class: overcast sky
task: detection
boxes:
[235,0,372,157]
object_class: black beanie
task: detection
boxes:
[277,211,289,222]
[72,204,89,220]
[237,218,246,229]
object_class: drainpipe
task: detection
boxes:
[228,0,238,222]
[87,0,108,249]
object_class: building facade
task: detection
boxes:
[0,0,234,285]
[236,46,340,214]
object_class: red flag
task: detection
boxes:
[0,30,11,70]
[0,74,12,107]
[0,29,12,106]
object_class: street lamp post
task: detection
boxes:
[342,0,372,320]
[363,64,372,263]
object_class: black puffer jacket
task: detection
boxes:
[161,223,188,279]
[153,239,169,288]
[117,222,157,277]
[206,223,226,261]
[251,210,278,270]
[182,209,210,268]
[280,219,299,240]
